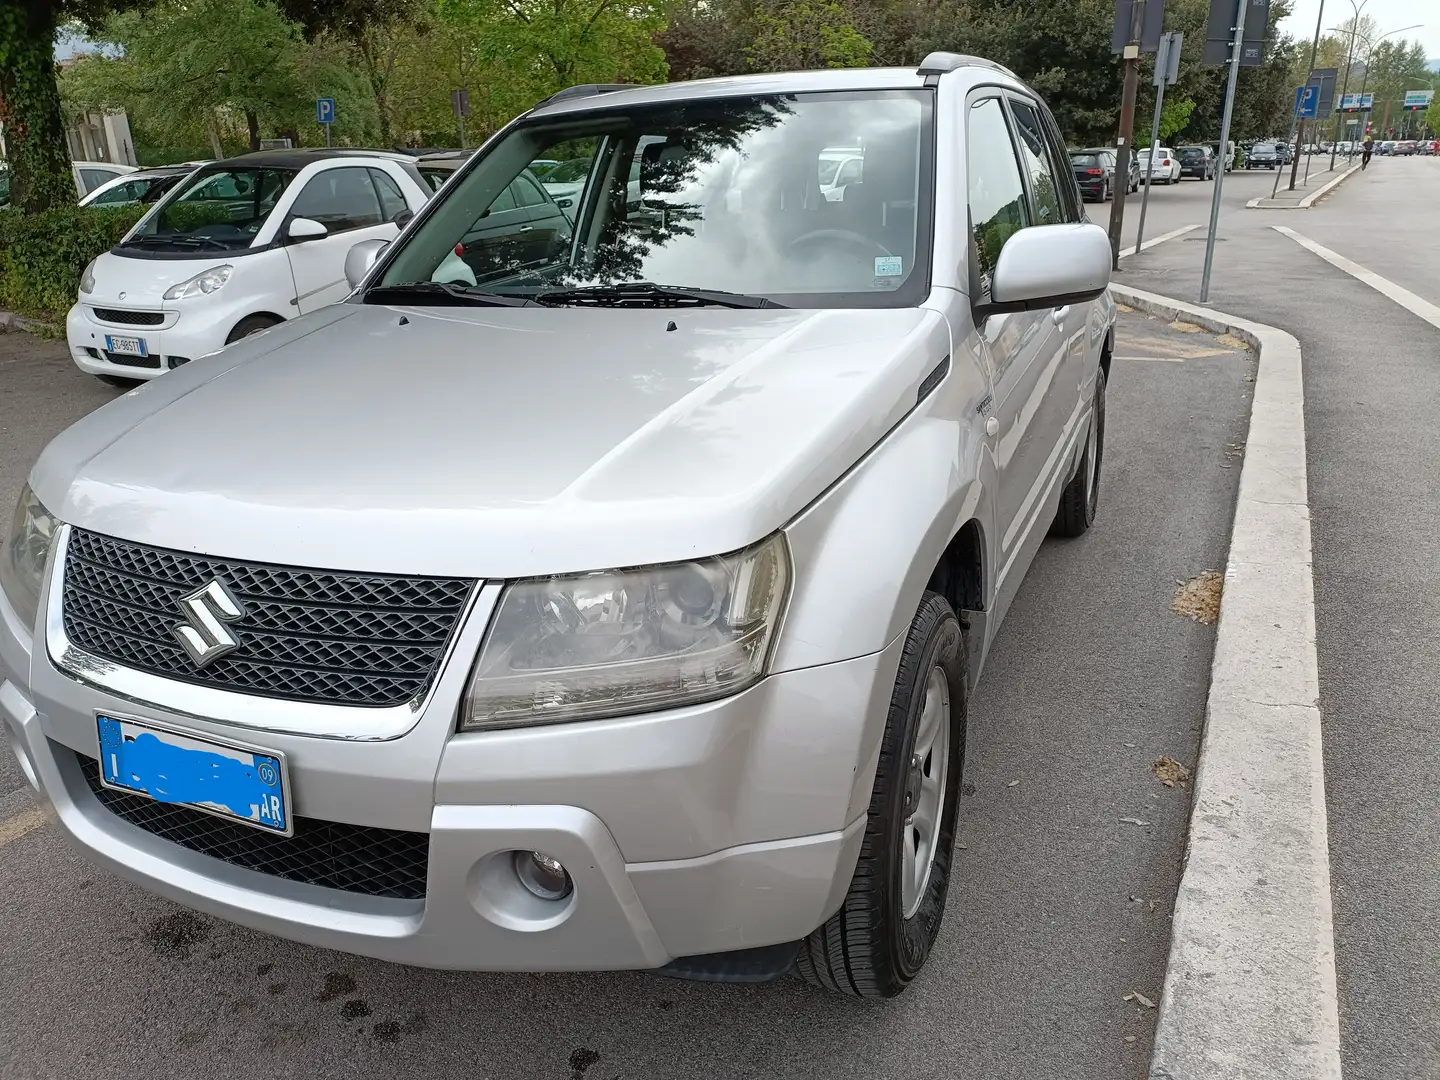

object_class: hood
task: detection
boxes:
[86,250,227,309]
[34,301,947,578]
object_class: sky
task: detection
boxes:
[1279,0,1438,63]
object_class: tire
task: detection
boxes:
[796,592,967,999]
[225,314,282,345]
[1101,179,1110,202]
[95,374,141,389]
[1052,364,1106,537]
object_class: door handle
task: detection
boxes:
[518,225,534,233]
[1051,306,1070,325]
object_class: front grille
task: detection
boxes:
[62,529,473,708]
[78,754,428,899]
[101,351,162,368]
[93,308,164,326]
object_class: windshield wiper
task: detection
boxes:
[363,281,535,307]
[533,282,785,309]
[121,234,231,251]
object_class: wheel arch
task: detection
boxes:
[226,311,287,344]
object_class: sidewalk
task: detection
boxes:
[1244,159,1358,209]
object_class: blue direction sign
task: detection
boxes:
[316,97,336,124]
[1295,84,1320,119]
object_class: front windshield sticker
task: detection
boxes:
[874,256,903,277]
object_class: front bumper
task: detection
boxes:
[1,555,896,971]
[66,301,251,381]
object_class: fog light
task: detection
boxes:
[514,850,571,901]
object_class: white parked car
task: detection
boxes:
[1138,146,1181,184]
[66,149,432,385]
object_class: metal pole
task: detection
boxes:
[1200,0,1247,305]
[1135,76,1166,253]
[1291,0,1326,189]
[458,114,467,150]
[324,122,332,148]
[1330,6,1362,170]
[1273,108,1298,198]
[1107,0,1147,268]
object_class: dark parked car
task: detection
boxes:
[418,157,574,279]
[1068,147,1137,201]
[1246,141,1280,169]
[1175,145,1215,180]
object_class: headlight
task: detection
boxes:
[462,534,790,729]
[0,485,60,633]
[79,258,97,294]
[163,264,233,300]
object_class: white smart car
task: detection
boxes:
[66,149,431,385]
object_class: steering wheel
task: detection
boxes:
[788,228,893,260]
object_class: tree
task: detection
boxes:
[0,0,153,212]
[749,0,874,71]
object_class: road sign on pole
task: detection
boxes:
[1402,89,1434,111]
[1111,0,1166,54]
[1106,0,1160,267]
[1200,0,1248,303]
[1295,84,1320,119]
[1203,0,1268,66]
[316,97,336,147]
[1135,31,1184,254]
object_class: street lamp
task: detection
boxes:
[1329,23,1424,148]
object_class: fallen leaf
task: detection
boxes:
[1125,1035,1138,1043]
[1123,742,1137,748]
[1152,756,1192,787]
[1119,817,1151,826]
[1132,991,1157,1009]
[1007,779,1020,787]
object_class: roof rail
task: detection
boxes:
[917,52,1017,79]
[539,83,636,107]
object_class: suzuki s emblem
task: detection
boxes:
[173,580,246,668]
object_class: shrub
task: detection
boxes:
[0,205,147,323]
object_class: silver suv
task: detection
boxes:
[1,54,1114,997]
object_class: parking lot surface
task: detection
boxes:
[0,311,1253,1079]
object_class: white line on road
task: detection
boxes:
[1274,225,1440,331]
[1118,224,1200,260]
[1108,284,1341,1080]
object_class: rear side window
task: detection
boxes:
[966,96,1030,302]
[369,168,408,221]
[289,167,383,233]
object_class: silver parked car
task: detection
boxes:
[1,54,1115,997]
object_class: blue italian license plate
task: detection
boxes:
[96,715,291,835]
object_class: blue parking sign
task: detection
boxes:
[1295,85,1320,119]
[316,97,336,124]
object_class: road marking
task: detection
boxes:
[1108,285,1340,1080]
[1118,223,1200,260]
[1273,225,1440,331]
[0,805,48,848]
[1113,355,1184,362]
[1245,165,1361,209]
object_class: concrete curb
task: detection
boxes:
[1108,284,1342,1080]
[1245,164,1360,209]
[0,311,54,335]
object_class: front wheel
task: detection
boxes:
[95,374,142,390]
[225,314,282,345]
[1052,364,1106,537]
[796,593,967,998]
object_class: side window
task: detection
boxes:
[288,167,383,234]
[81,169,115,193]
[1006,99,1066,226]
[511,174,547,208]
[835,158,863,187]
[488,184,517,214]
[369,168,408,221]
[966,96,1031,303]
[91,180,143,205]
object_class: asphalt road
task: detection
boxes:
[1120,154,1440,1080]
[0,313,1255,1079]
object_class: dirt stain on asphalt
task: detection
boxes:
[370,1012,426,1043]
[569,1048,602,1077]
[341,999,371,1020]
[1172,570,1223,625]
[146,911,211,958]
[314,972,356,1002]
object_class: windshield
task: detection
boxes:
[125,167,297,251]
[376,90,933,309]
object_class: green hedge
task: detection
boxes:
[0,205,147,323]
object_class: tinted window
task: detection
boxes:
[289,167,383,233]
[511,173,548,208]
[420,167,452,193]
[80,168,118,193]
[1007,98,1064,226]
[966,96,1030,301]
[90,178,153,205]
[1069,153,1100,166]
[370,168,408,220]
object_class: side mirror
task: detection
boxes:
[288,217,328,242]
[394,208,414,228]
[344,238,389,288]
[987,223,1112,313]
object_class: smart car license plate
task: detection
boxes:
[96,715,291,835]
[104,335,148,357]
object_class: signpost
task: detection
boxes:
[1302,67,1337,185]
[1135,31,1183,253]
[451,88,471,149]
[1402,89,1434,111]
[1200,0,1266,303]
[1273,83,1320,198]
[1107,0,1167,268]
[316,97,336,147]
